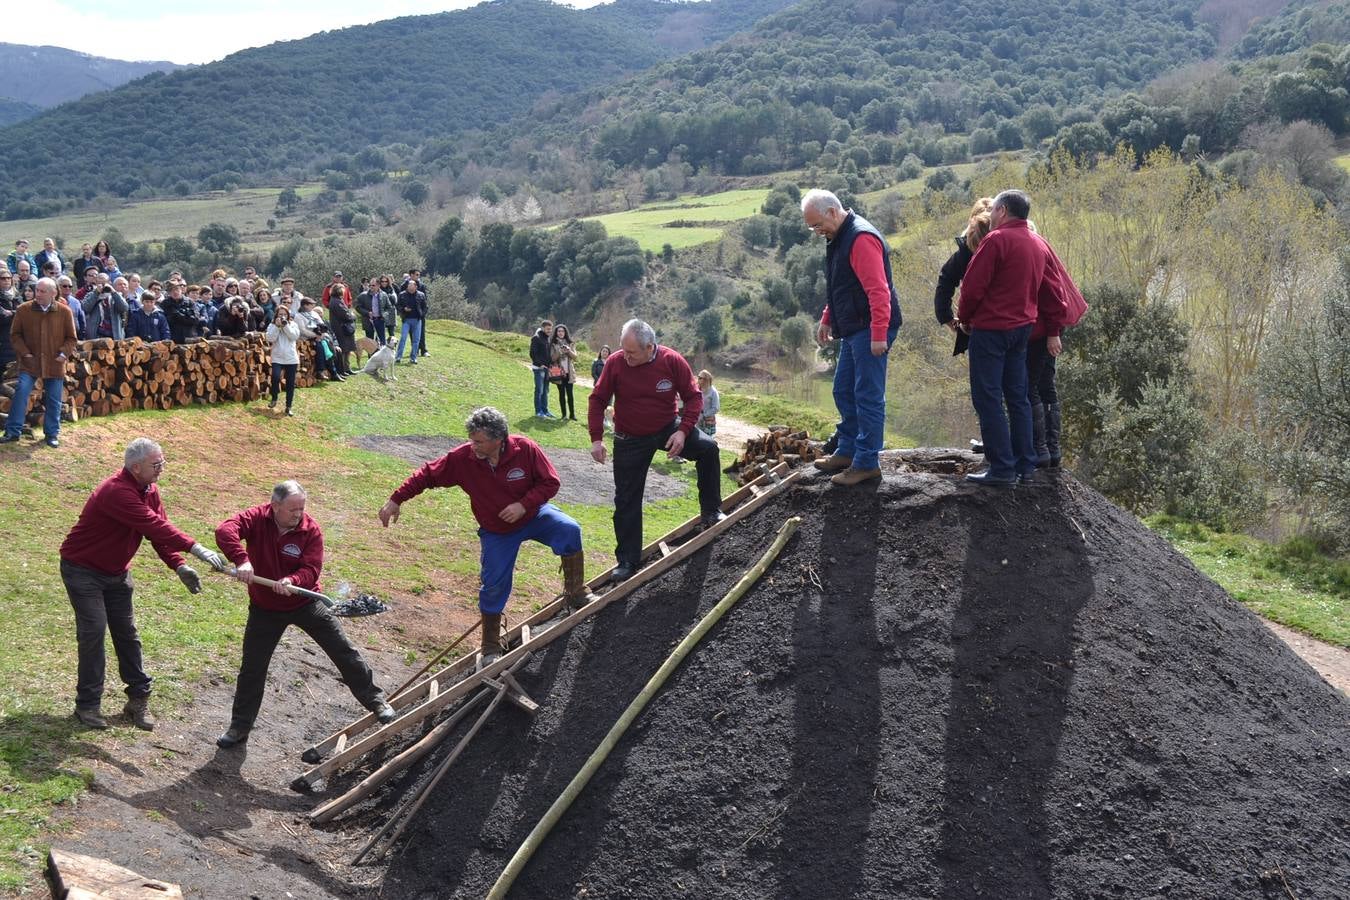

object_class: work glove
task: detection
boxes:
[190,542,228,572]
[176,565,202,594]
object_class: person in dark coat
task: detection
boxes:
[126,292,171,342]
[933,197,994,357]
[163,282,205,344]
[0,269,18,370]
[529,319,554,417]
[327,283,358,376]
[394,278,426,365]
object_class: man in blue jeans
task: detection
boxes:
[529,319,555,417]
[802,190,902,486]
[956,190,1070,486]
[1,278,76,448]
[395,277,426,364]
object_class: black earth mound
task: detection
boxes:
[356,471,1348,899]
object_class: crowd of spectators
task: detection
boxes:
[0,237,432,379]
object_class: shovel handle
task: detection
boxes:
[223,566,335,608]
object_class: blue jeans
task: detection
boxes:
[477,504,582,614]
[396,319,422,362]
[533,366,551,415]
[4,372,63,439]
[832,325,899,470]
[968,325,1035,477]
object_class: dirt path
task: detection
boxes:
[1265,621,1350,696]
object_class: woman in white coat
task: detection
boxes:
[266,305,301,416]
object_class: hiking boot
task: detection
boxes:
[966,470,1016,487]
[1043,402,1062,468]
[814,454,853,473]
[699,510,728,531]
[831,466,881,486]
[216,726,249,749]
[74,705,108,730]
[123,694,155,731]
[608,564,636,584]
[369,699,396,725]
[267,397,277,410]
[560,551,598,611]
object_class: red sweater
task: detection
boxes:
[390,435,560,535]
[817,235,893,341]
[587,345,702,442]
[215,504,324,612]
[60,468,196,576]
[957,219,1072,335]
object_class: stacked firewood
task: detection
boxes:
[728,426,823,483]
[0,334,318,423]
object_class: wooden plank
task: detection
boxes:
[335,734,347,754]
[427,679,438,700]
[658,541,672,557]
[495,673,539,714]
[293,467,806,789]
[47,848,182,899]
[296,462,794,766]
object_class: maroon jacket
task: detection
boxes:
[60,468,196,576]
[390,435,560,535]
[587,345,702,442]
[957,219,1073,336]
[215,504,324,612]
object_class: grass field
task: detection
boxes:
[582,188,769,252]
[0,319,737,891]
[1336,152,1350,175]
[0,184,324,254]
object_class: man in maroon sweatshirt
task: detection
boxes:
[957,189,1071,486]
[588,318,723,582]
[214,480,394,748]
[59,437,229,730]
[380,406,592,670]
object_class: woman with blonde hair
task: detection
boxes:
[933,197,994,357]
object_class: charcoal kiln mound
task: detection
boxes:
[367,470,1349,899]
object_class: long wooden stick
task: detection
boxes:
[486,516,802,899]
[354,676,513,865]
[310,655,530,824]
[293,464,800,785]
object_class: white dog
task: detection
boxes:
[363,337,398,381]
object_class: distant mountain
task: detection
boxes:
[0,43,180,110]
[0,0,792,215]
[0,96,40,128]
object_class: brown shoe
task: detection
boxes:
[560,551,598,611]
[814,454,853,472]
[477,612,503,671]
[74,706,108,730]
[830,466,881,486]
[123,694,155,731]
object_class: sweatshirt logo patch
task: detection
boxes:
[282,543,302,557]
[656,379,673,392]
[506,467,527,481]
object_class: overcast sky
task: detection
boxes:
[45,0,609,65]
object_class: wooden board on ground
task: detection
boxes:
[46,848,182,899]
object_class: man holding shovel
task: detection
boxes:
[213,480,395,749]
[379,407,596,672]
[59,437,229,730]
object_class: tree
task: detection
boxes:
[276,186,301,213]
[694,308,725,350]
[401,179,429,207]
[681,277,718,313]
[197,223,241,257]
[779,314,814,359]
[426,274,478,323]
[290,231,422,296]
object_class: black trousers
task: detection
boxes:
[556,381,576,418]
[60,559,151,708]
[270,362,297,408]
[1026,337,1059,406]
[230,600,384,731]
[612,419,721,569]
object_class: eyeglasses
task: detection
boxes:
[151,458,166,470]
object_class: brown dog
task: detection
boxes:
[353,336,379,367]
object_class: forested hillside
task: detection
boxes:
[0,97,39,128]
[0,0,791,216]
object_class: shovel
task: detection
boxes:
[220,566,335,608]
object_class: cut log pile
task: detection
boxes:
[0,334,319,424]
[728,426,823,483]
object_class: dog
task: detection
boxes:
[353,336,379,367]
[363,337,398,381]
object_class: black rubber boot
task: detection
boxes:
[1031,402,1050,468]
[123,694,155,731]
[1045,402,1062,468]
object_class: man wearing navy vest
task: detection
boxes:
[804,190,902,486]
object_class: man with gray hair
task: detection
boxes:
[58,438,228,729]
[1,277,77,447]
[802,189,902,486]
[588,318,723,582]
[214,480,395,748]
[381,406,592,670]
